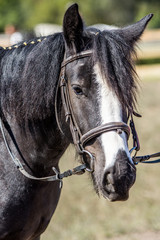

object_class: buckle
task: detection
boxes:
[82,150,94,172]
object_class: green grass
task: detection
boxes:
[42,73,160,240]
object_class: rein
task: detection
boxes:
[0,118,87,185]
[1,50,160,185]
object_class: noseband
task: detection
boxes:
[55,50,131,171]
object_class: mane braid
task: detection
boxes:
[1,36,47,51]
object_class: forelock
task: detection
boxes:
[86,29,138,113]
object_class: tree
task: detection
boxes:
[0,0,159,32]
[135,0,160,28]
[0,0,23,31]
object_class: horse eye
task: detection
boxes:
[73,86,83,95]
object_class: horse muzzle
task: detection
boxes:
[101,150,136,201]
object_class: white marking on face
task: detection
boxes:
[94,64,133,169]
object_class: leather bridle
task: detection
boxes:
[56,49,133,171]
[56,49,160,168]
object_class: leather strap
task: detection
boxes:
[133,152,160,164]
[61,50,93,68]
[81,122,130,147]
[130,115,140,151]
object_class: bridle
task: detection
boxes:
[56,49,131,172]
[55,49,160,168]
[0,49,160,185]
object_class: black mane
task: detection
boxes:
[89,29,138,113]
[0,28,137,123]
[0,33,65,122]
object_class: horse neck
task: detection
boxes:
[3,113,69,176]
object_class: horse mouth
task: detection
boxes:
[101,188,129,202]
[100,173,136,202]
[97,169,136,202]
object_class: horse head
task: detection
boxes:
[60,4,152,201]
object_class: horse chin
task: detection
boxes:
[91,175,130,202]
[101,189,129,202]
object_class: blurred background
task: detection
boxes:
[0,0,159,239]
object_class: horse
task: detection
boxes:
[0,3,153,240]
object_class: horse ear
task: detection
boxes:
[117,14,153,44]
[63,3,84,51]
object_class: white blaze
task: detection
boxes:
[94,64,132,169]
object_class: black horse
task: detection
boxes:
[0,4,152,240]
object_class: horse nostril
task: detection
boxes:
[103,171,116,193]
[107,173,115,185]
[107,183,116,193]
[104,166,115,185]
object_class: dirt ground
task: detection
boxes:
[111,231,160,240]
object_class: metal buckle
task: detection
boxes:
[82,150,94,172]
[129,147,138,165]
[129,146,137,154]
[52,167,63,188]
